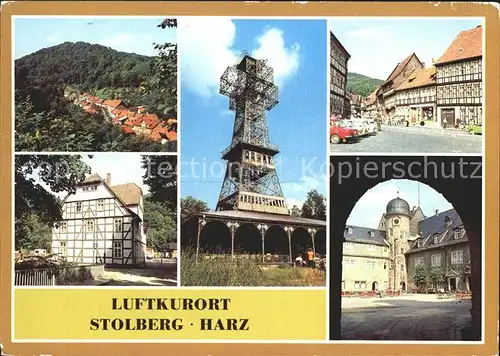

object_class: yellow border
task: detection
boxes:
[1,2,499,355]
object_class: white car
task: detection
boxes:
[349,120,369,136]
[364,120,377,134]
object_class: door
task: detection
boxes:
[441,108,455,127]
[372,281,378,291]
[450,277,457,291]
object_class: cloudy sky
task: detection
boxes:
[180,19,327,210]
[329,18,483,79]
[14,16,176,59]
[347,179,454,228]
[25,154,152,199]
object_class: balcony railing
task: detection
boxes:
[221,139,279,157]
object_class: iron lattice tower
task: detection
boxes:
[216,51,289,215]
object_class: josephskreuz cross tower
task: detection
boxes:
[216,51,288,215]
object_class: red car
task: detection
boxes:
[330,120,358,144]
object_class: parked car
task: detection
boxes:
[467,124,482,135]
[330,120,358,144]
[364,120,377,134]
[349,119,369,136]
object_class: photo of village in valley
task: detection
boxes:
[329,18,483,153]
[14,17,178,152]
[14,154,178,286]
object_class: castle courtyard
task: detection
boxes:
[341,294,471,340]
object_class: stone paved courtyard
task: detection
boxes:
[330,125,482,154]
[341,294,471,340]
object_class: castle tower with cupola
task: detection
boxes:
[384,195,411,292]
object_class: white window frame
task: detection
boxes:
[59,241,67,257]
[454,228,462,240]
[86,220,94,232]
[433,234,440,244]
[114,219,123,232]
[431,254,441,267]
[113,242,123,259]
[97,199,104,211]
[451,250,464,264]
[76,202,82,212]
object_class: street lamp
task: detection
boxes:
[257,223,269,263]
[226,221,240,258]
[284,226,294,265]
[195,217,207,262]
[307,228,317,257]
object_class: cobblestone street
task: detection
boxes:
[341,294,471,340]
[330,125,482,154]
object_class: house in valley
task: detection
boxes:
[51,173,146,266]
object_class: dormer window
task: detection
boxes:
[369,230,375,238]
[347,227,353,235]
[416,239,422,248]
[444,216,453,227]
[433,234,440,244]
[454,228,462,240]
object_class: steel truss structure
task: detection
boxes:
[216,52,288,215]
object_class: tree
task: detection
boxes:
[290,205,302,217]
[15,155,90,250]
[413,264,428,292]
[141,155,177,209]
[428,266,445,290]
[143,197,176,252]
[181,196,209,221]
[301,190,327,221]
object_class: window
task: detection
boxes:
[343,259,355,268]
[454,228,462,240]
[384,262,387,270]
[431,254,442,267]
[86,220,94,232]
[389,228,393,237]
[393,218,400,226]
[59,221,67,232]
[416,240,422,248]
[115,219,123,232]
[433,234,440,244]
[400,264,404,272]
[445,218,453,227]
[451,250,464,265]
[345,242,355,249]
[113,242,122,258]
[76,202,82,212]
[367,245,376,251]
[400,247,404,254]
[59,241,67,256]
[415,257,424,266]
[347,227,353,234]
[366,260,376,269]
[354,281,367,290]
[97,199,104,211]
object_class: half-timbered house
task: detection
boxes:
[51,173,146,266]
[330,31,351,117]
[395,67,437,124]
[377,53,424,118]
[434,25,483,127]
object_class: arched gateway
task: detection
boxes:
[329,156,482,341]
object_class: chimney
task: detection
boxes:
[435,209,439,216]
[421,62,425,68]
[106,173,111,185]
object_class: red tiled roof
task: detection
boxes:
[122,126,135,134]
[166,131,177,141]
[396,67,436,91]
[125,113,144,127]
[384,53,417,83]
[103,99,123,108]
[436,26,482,65]
[142,113,161,130]
[365,88,379,106]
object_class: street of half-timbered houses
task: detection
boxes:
[51,173,147,267]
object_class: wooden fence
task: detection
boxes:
[14,268,56,286]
